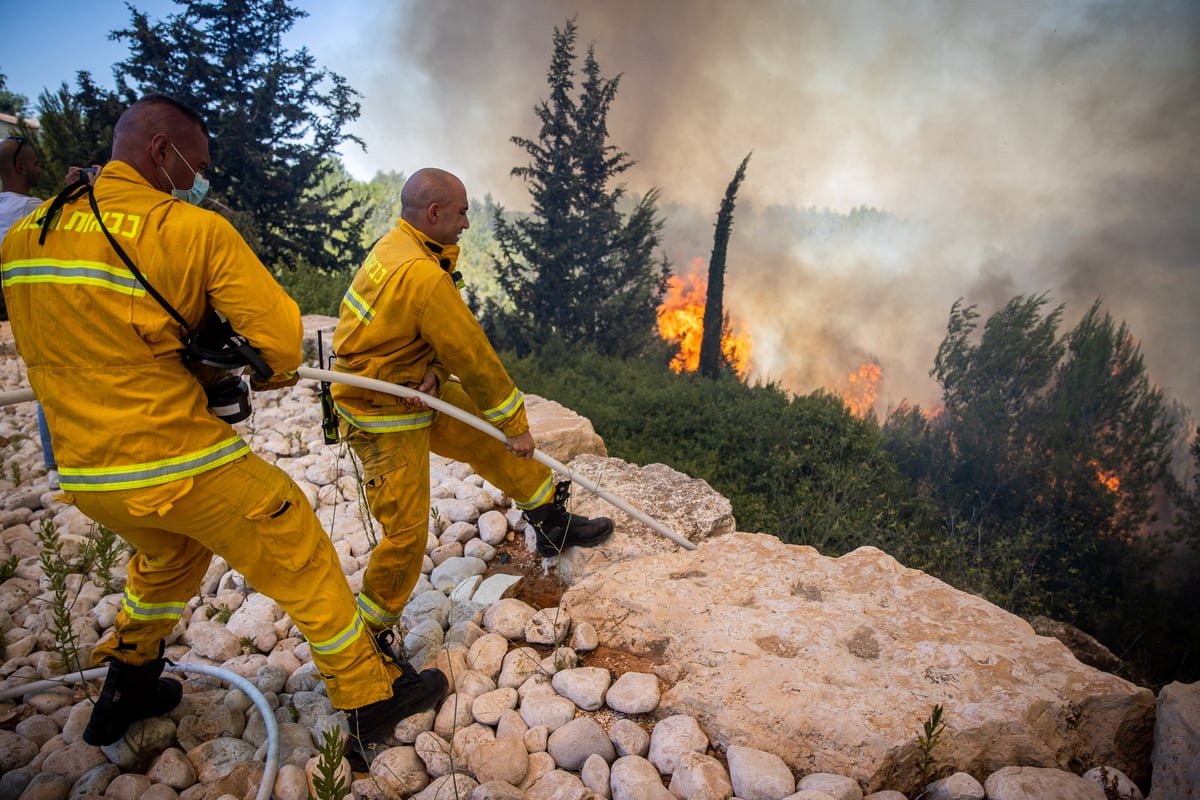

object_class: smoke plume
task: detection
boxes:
[345,0,1200,416]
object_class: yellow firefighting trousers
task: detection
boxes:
[345,379,555,632]
[72,453,398,710]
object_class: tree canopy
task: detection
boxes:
[110,0,364,272]
[486,17,669,359]
[28,73,126,199]
[1170,426,1200,547]
[0,73,30,117]
[885,294,1176,633]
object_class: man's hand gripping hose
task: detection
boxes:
[297,367,696,551]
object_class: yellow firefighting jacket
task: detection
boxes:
[331,218,529,437]
[0,161,302,492]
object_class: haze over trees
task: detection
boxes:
[882,297,1181,659]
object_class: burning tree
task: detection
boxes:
[842,363,883,419]
[656,267,751,379]
[886,294,1176,651]
[487,17,670,359]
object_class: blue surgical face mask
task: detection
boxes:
[162,142,210,206]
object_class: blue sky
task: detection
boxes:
[4,1,341,97]
[3,1,374,169]
[2,1,1196,413]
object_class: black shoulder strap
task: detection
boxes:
[87,185,194,334]
[39,178,193,337]
[38,179,273,380]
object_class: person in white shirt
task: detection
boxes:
[0,135,43,232]
[1,134,57,489]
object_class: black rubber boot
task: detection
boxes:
[82,655,183,746]
[345,661,448,760]
[523,481,614,557]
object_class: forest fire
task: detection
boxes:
[841,363,883,418]
[656,269,752,378]
[1092,461,1121,493]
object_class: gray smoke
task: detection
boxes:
[345,0,1200,416]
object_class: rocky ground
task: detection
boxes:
[0,325,1172,799]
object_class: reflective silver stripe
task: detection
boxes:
[483,387,523,424]
[0,259,146,295]
[515,474,555,510]
[342,286,375,325]
[335,403,434,433]
[121,589,186,622]
[59,438,250,491]
[357,593,401,627]
[310,613,365,656]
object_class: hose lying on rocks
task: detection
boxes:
[0,388,35,405]
[297,367,696,551]
[0,663,279,800]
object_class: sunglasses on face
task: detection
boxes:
[7,136,27,166]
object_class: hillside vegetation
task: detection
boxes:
[504,342,1200,691]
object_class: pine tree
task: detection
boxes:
[912,294,1176,629]
[27,73,126,199]
[488,17,669,358]
[110,0,364,272]
[1043,301,1174,539]
[0,72,30,116]
[1170,427,1200,547]
[931,294,1066,527]
[699,153,751,379]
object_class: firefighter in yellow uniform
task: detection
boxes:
[0,94,444,751]
[332,167,613,638]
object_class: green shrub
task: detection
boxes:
[504,345,933,557]
[274,258,347,316]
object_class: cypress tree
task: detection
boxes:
[489,17,668,358]
[699,153,751,379]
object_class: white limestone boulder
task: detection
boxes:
[561,531,1155,793]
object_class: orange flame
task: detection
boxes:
[841,363,882,418]
[1090,460,1121,493]
[656,268,752,378]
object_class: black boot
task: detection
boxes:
[374,629,424,681]
[374,629,406,668]
[83,655,183,746]
[523,481,614,557]
[345,636,449,758]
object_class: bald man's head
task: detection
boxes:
[400,168,471,245]
[112,94,211,197]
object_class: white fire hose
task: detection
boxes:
[0,663,279,800]
[297,366,696,551]
[0,388,35,404]
[5,375,693,548]
[2,375,692,548]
